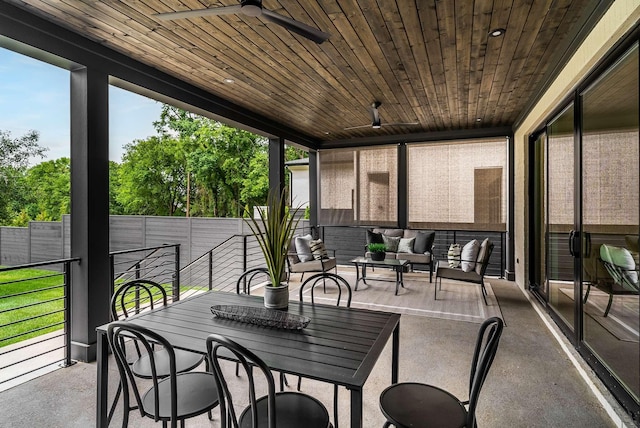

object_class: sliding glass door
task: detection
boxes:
[580,44,639,403]
[531,42,639,414]
[546,105,576,330]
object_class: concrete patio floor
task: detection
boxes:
[0,276,635,427]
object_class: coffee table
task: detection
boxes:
[351,257,409,295]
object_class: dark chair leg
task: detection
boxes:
[280,372,289,390]
[480,281,488,305]
[107,381,122,424]
[604,294,614,317]
[333,384,339,428]
[383,422,392,428]
[583,282,591,303]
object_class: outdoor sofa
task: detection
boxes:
[364,228,436,282]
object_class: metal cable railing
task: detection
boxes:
[0,258,79,389]
[179,234,266,299]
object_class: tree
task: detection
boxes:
[109,161,125,215]
[0,130,47,224]
[24,158,70,221]
[117,135,188,216]
[189,121,269,217]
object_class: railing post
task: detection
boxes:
[109,254,115,297]
[208,251,213,291]
[62,260,75,368]
[173,245,181,301]
[243,235,248,272]
[134,262,141,279]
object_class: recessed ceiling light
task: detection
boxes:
[489,28,506,37]
[223,78,235,84]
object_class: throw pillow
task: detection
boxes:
[448,243,461,268]
[397,237,416,253]
[601,244,638,287]
[475,239,491,275]
[309,239,328,260]
[294,234,314,262]
[460,239,481,272]
[382,234,401,253]
[414,231,435,254]
[366,229,384,245]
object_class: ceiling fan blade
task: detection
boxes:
[382,122,420,126]
[261,9,330,44]
[154,5,242,21]
[343,124,374,131]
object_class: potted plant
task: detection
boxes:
[368,243,387,261]
[244,188,302,309]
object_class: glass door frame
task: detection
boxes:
[528,26,640,420]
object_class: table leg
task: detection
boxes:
[350,387,363,428]
[96,330,109,428]
[394,268,399,295]
[392,321,399,384]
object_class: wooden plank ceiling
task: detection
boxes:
[6,0,597,146]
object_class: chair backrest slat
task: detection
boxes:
[467,316,504,427]
[111,279,168,321]
[298,273,352,307]
[108,322,178,426]
[207,334,278,428]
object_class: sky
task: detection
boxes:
[0,47,163,164]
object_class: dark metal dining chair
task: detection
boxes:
[206,333,332,428]
[108,279,206,423]
[379,316,504,428]
[236,267,270,295]
[108,322,219,428]
[296,272,352,428]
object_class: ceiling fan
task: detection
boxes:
[344,101,419,130]
[153,0,330,44]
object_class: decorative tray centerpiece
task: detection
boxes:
[210,305,310,330]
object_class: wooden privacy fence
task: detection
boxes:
[0,216,311,271]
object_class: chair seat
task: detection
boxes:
[380,382,467,428]
[132,348,204,378]
[141,372,219,420]
[239,391,330,428]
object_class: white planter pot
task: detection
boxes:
[264,283,289,309]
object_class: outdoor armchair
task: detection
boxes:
[435,239,494,305]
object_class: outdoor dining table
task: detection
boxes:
[96,289,400,428]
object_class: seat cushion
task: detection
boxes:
[374,228,404,238]
[379,382,466,428]
[436,261,482,283]
[400,252,432,264]
[289,257,336,273]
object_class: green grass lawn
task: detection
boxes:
[0,267,66,348]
